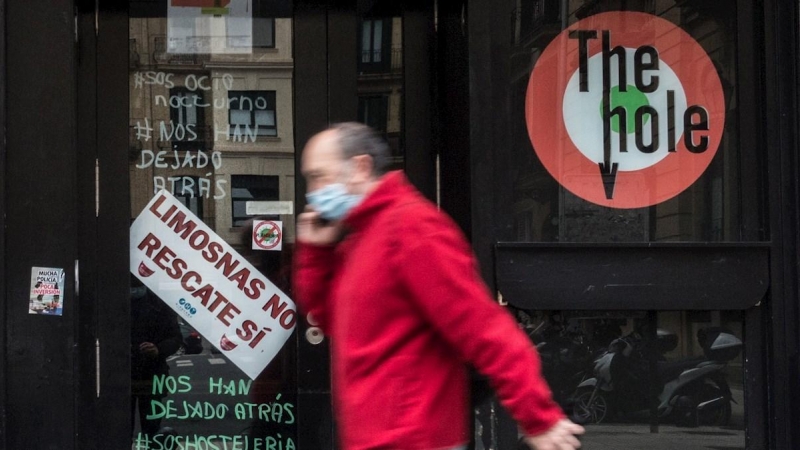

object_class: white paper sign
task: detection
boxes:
[130,191,296,379]
[246,201,294,216]
[167,0,253,54]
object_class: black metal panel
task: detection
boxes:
[75,0,99,447]
[96,3,133,448]
[496,244,770,310]
[735,1,770,446]
[0,0,6,446]
[295,0,331,393]
[297,393,337,449]
[295,1,335,448]
[328,0,358,123]
[402,1,436,201]
[467,0,507,446]
[437,0,471,238]
[744,305,767,450]
[762,0,800,447]
[5,1,78,448]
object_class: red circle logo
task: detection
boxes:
[525,11,725,209]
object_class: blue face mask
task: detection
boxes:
[306,183,364,221]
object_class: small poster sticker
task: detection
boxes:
[253,220,283,251]
[29,267,65,316]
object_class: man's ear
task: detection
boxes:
[355,154,375,180]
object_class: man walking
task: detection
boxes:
[294,122,584,450]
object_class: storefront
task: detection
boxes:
[0,0,797,449]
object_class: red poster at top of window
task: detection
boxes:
[171,0,231,7]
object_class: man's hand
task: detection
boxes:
[139,342,159,359]
[297,208,344,246]
[523,419,585,450]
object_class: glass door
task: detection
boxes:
[121,1,434,448]
[128,3,300,448]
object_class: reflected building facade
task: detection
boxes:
[129,16,296,247]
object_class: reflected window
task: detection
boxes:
[358,95,388,135]
[228,90,277,137]
[231,175,279,227]
[359,19,391,72]
[253,18,275,48]
[170,88,205,150]
[174,176,203,220]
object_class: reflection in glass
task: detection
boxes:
[510,0,757,243]
[514,309,744,448]
[130,1,296,447]
[357,1,404,170]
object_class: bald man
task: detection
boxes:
[294,122,584,450]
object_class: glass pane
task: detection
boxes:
[185,100,198,125]
[253,18,275,48]
[372,20,382,62]
[513,309,744,448]
[230,110,251,126]
[357,1,404,169]
[509,0,763,243]
[255,110,275,126]
[361,21,372,62]
[129,2,297,448]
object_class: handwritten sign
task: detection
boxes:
[134,374,297,450]
[130,190,297,379]
[132,70,280,201]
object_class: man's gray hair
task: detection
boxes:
[330,122,391,176]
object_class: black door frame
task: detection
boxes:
[2,1,96,449]
[89,1,439,448]
[762,0,800,448]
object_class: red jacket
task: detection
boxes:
[294,171,563,449]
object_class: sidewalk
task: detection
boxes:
[578,386,745,449]
[579,423,744,449]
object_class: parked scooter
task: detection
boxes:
[571,327,742,427]
[525,315,619,411]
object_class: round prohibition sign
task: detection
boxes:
[525,11,726,209]
[253,221,282,250]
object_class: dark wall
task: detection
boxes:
[763,0,800,448]
[5,1,80,448]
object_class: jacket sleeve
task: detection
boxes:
[292,242,337,333]
[397,213,565,437]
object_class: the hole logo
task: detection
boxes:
[526,11,725,209]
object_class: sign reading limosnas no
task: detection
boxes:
[131,191,297,379]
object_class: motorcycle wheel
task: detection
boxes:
[571,388,609,424]
[695,384,732,426]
